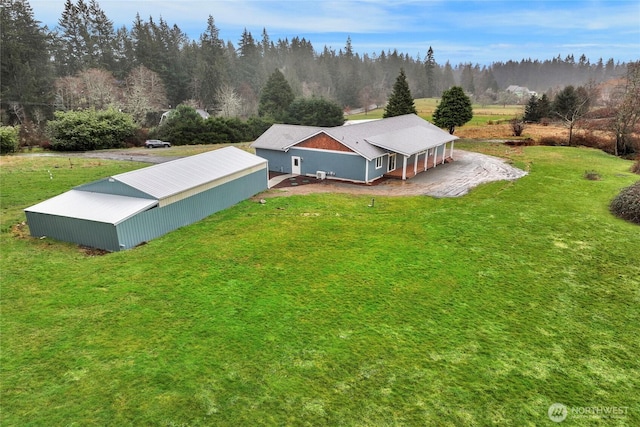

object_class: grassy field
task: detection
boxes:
[348,98,523,125]
[1,144,639,426]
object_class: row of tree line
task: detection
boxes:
[0,68,346,153]
[1,0,632,127]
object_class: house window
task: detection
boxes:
[375,156,383,169]
[388,154,397,172]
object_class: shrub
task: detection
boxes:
[510,118,526,136]
[505,138,536,146]
[539,136,564,146]
[572,131,614,154]
[584,170,601,181]
[286,97,345,127]
[0,126,19,154]
[47,109,138,151]
[631,159,640,175]
[610,181,640,225]
[150,106,273,145]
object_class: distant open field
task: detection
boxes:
[1,142,638,425]
[348,98,524,126]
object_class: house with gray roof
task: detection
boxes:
[25,147,268,251]
[251,114,457,183]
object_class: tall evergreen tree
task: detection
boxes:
[55,0,89,75]
[433,86,473,134]
[258,69,294,121]
[86,0,116,71]
[441,61,456,92]
[237,28,261,91]
[523,95,540,122]
[1,0,53,123]
[383,68,417,118]
[552,85,591,145]
[537,93,552,119]
[460,63,475,94]
[191,15,228,110]
[424,46,436,98]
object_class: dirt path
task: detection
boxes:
[261,150,528,198]
[19,149,180,164]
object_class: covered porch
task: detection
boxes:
[383,139,455,180]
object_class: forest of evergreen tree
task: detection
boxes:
[0,0,631,125]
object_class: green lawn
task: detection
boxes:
[1,145,639,426]
[347,98,523,125]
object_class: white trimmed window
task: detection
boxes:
[375,156,383,169]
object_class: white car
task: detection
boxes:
[145,139,171,148]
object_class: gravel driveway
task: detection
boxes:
[263,150,528,198]
[21,149,181,164]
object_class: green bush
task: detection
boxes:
[46,108,138,151]
[610,181,640,225]
[151,105,273,145]
[285,97,345,127]
[0,126,19,154]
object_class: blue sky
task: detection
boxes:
[30,0,640,65]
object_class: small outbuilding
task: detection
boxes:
[251,114,457,183]
[25,146,268,251]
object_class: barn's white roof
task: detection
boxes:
[25,146,268,224]
[112,146,267,200]
[251,114,457,160]
[25,190,157,225]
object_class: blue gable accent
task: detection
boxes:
[76,178,156,200]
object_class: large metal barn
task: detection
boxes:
[25,147,268,251]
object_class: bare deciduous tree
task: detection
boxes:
[79,68,119,109]
[124,65,168,124]
[607,62,640,156]
[54,68,119,110]
[216,84,242,117]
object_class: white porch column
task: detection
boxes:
[424,150,428,171]
[433,148,437,168]
[450,140,455,159]
[402,155,407,180]
[413,154,418,175]
[441,143,446,164]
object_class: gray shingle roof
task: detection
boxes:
[251,114,457,160]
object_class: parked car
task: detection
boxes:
[145,139,171,148]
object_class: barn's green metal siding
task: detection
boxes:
[25,166,267,251]
[25,212,120,251]
[115,168,267,250]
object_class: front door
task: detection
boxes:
[291,156,301,175]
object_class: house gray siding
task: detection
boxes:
[25,212,120,251]
[255,148,291,173]
[366,155,389,181]
[289,148,367,182]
